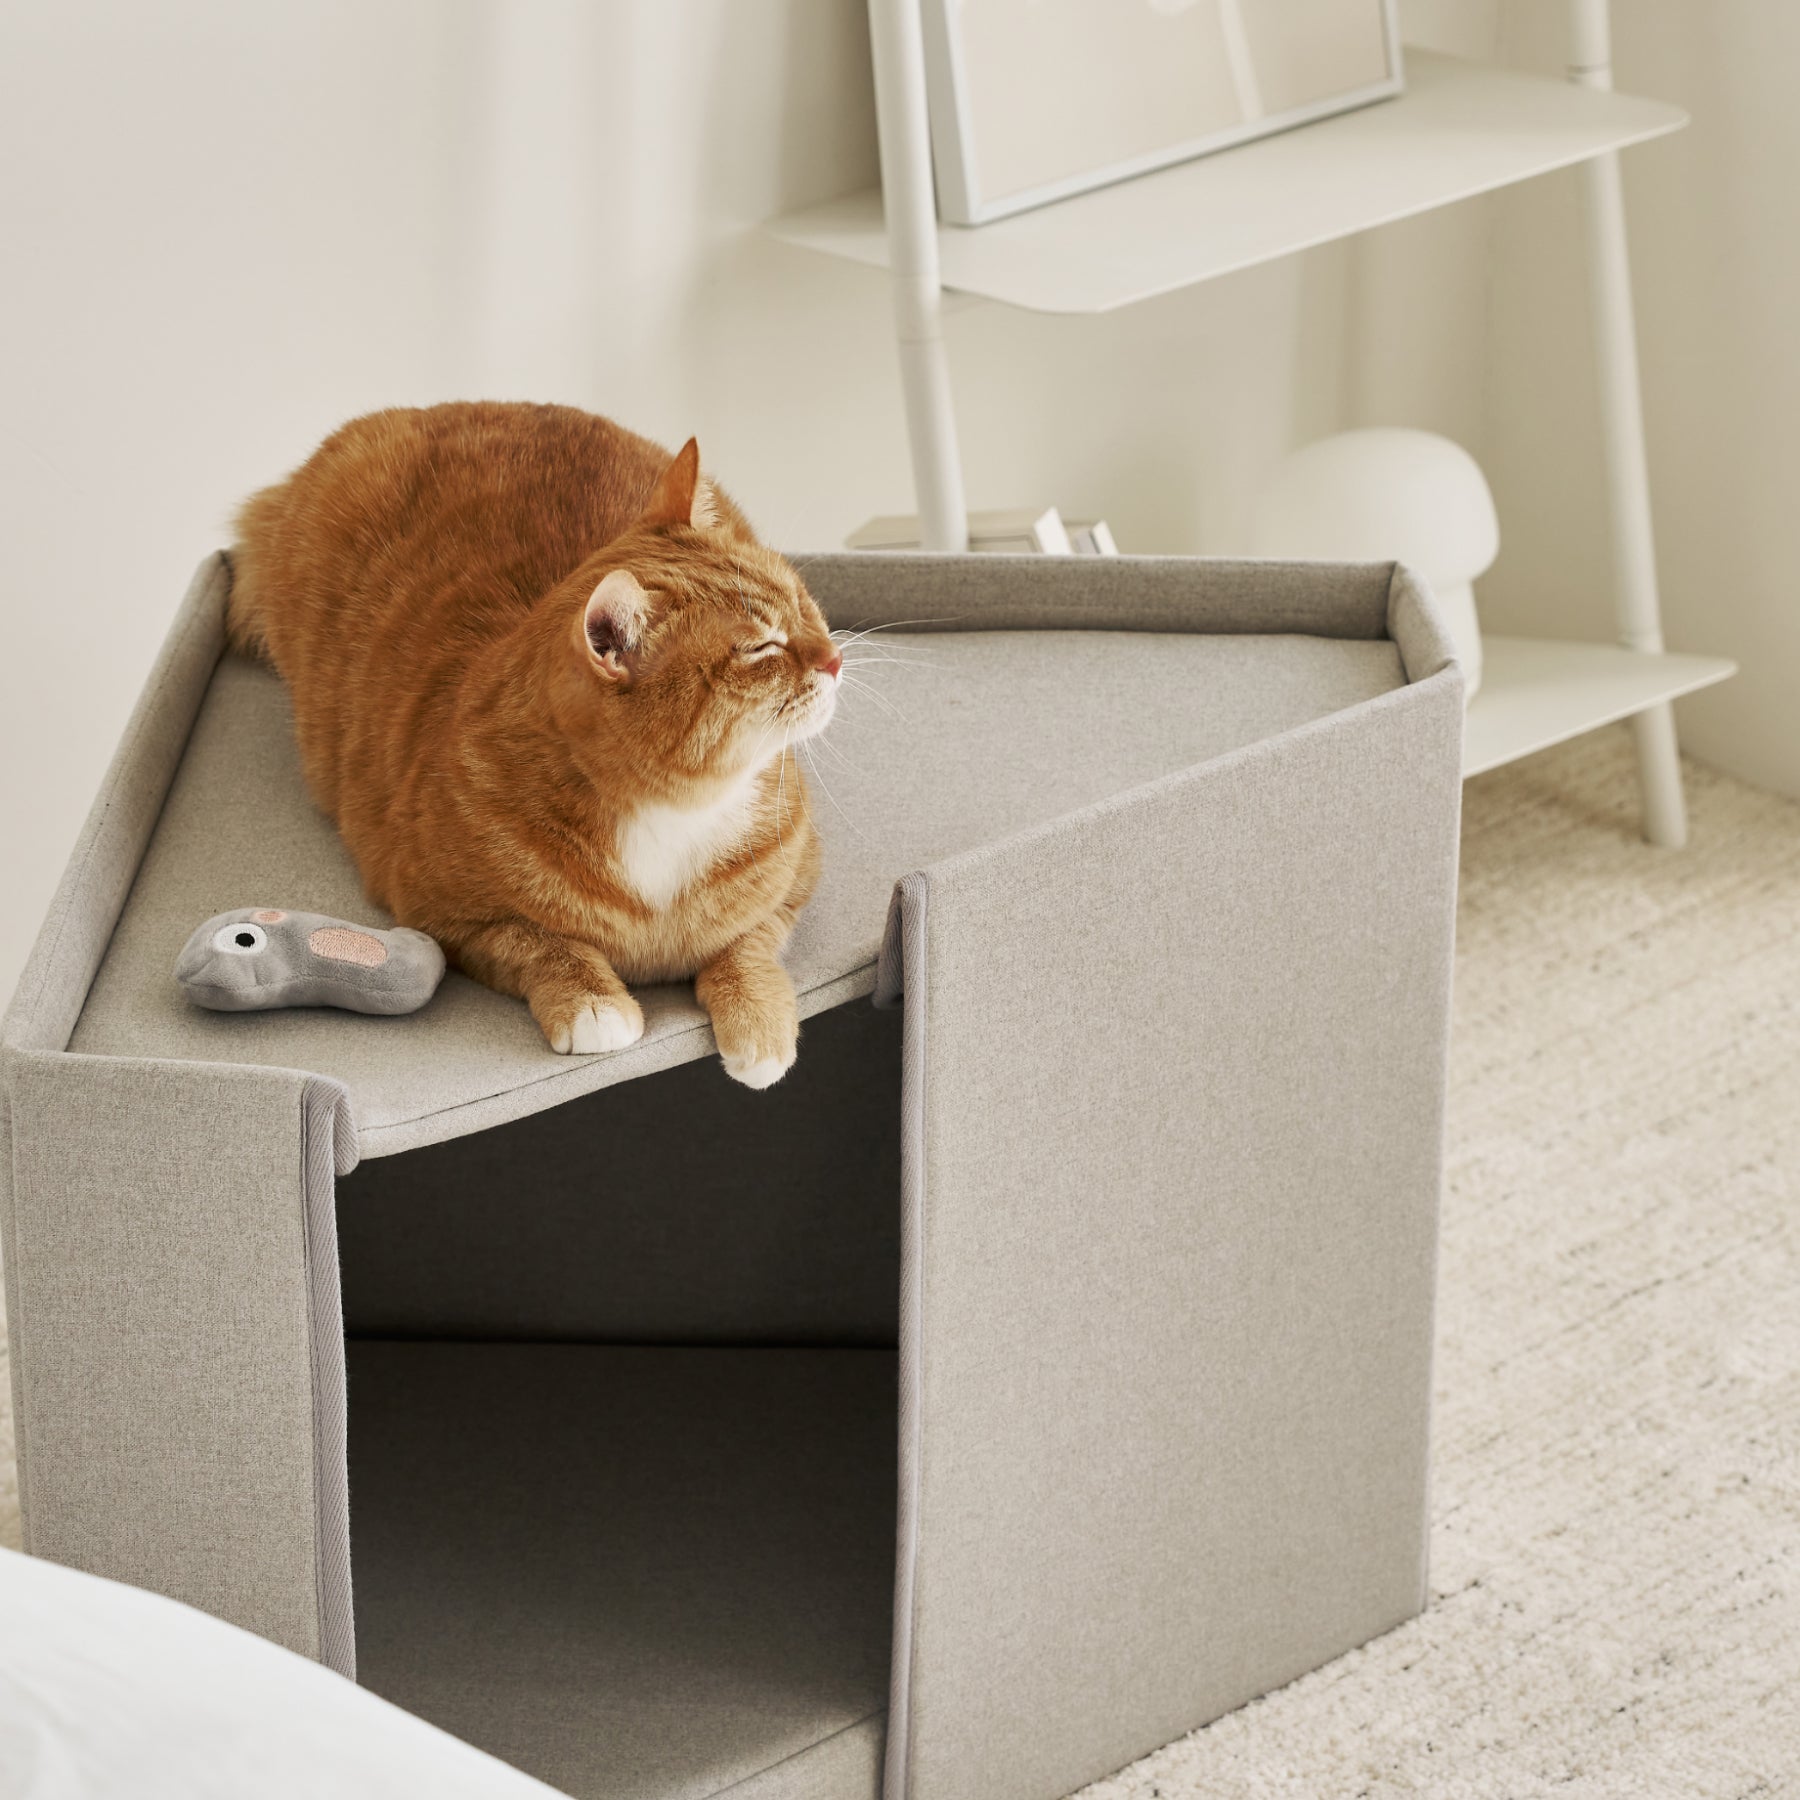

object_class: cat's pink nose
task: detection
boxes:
[819,650,843,680]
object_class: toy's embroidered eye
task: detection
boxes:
[213,921,268,955]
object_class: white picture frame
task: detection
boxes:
[921,0,1405,226]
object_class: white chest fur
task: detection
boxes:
[615,768,764,910]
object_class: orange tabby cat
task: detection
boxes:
[229,401,839,1087]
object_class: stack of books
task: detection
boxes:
[846,506,1118,555]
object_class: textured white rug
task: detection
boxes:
[2,728,1797,1793]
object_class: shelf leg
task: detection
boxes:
[868,0,969,552]
[1569,0,1687,846]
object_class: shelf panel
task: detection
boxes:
[351,1343,895,1800]
[1464,636,1734,778]
[767,51,1685,314]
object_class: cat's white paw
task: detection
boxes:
[722,1044,795,1089]
[551,996,644,1055]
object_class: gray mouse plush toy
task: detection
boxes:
[175,908,446,1016]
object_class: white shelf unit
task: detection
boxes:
[767,3,1736,845]
[769,49,1684,315]
[1465,637,1732,778]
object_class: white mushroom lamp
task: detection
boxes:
[1248,428,1497,702]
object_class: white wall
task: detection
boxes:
[0,0,474,1007]
[0,0,1373,1008]
[4,0,1794,1014]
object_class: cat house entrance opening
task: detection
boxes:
[336,998,903,1799]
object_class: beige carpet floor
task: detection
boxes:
[3,726,1797,1792]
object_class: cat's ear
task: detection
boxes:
[638,437,715,531]
[582,569,646,684]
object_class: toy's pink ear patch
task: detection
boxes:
[253,909,286,923]
[309,926,388,967]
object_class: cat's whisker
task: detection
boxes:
[840,652,937,671]
[835,630,939,652]
[837,670,900,708]
[838,671,909,724]
[743,712,786,774]
[799,742,870,845]
[806,730,862,777]
[831,616,960,640]
[740,735,783,881]
[836,668,894,708]
[832,627,900,650]
[831,644,936,666]
[838,662,936,687]
[775,726,794,847]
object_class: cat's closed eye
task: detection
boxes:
[739,640,784,660]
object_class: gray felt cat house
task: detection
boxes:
[1,549,1462,1800]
